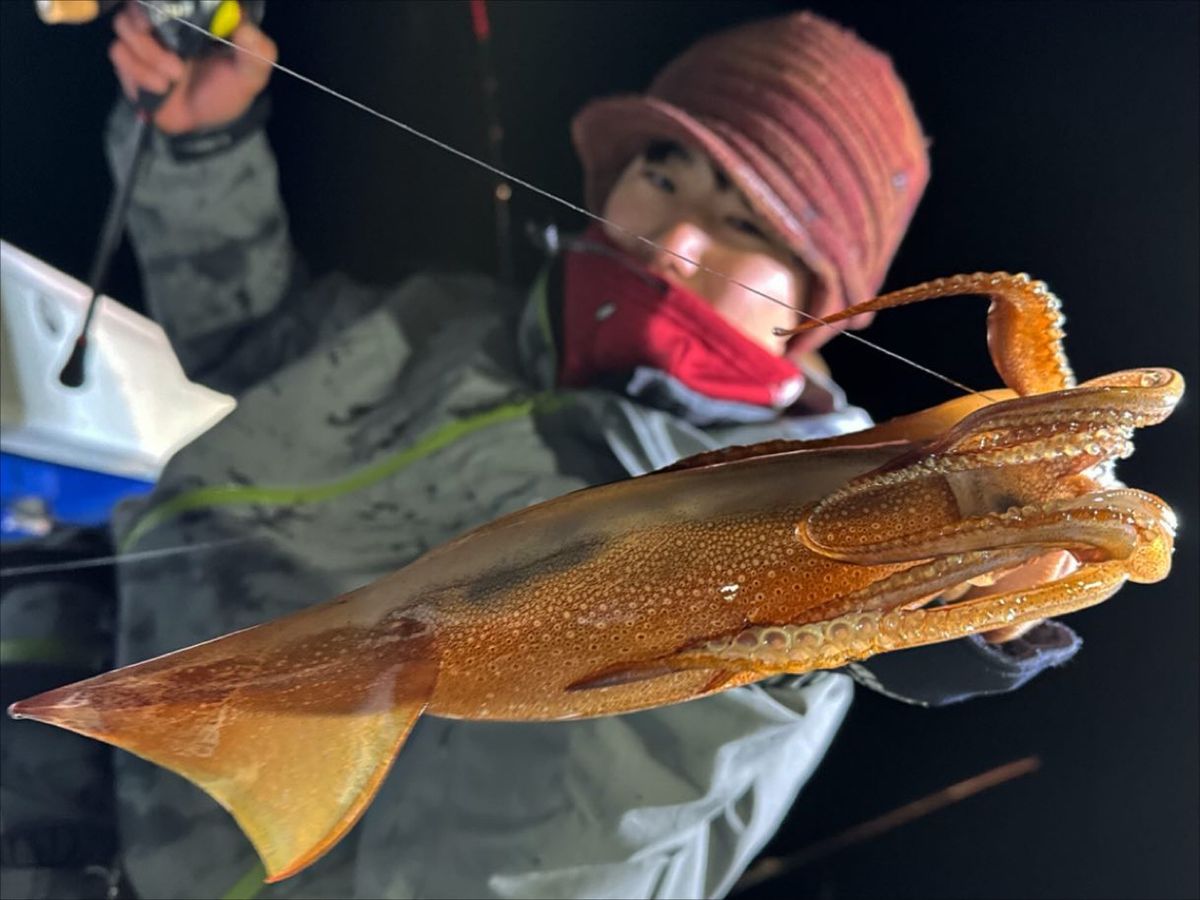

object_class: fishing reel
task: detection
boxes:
[36,2,265,57]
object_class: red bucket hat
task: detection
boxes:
[572,11,930,352]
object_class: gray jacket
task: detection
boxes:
[3,99,1081,900]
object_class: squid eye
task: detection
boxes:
[642,169,676,194]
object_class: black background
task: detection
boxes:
[1,2,1197,898]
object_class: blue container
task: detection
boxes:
[0,451,154,540]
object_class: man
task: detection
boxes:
[3,7,1080,899]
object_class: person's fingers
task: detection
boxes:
[120,1,152,33]
[979,617,1042,644]
[109,39,171,96]
[108,41,138,101]
[229,21,276,89]
[978,550,1077,643]
[113,6,186,82]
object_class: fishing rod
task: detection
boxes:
[468,0,514,284]
[36,0,264,387]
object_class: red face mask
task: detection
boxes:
[558,227,804,408]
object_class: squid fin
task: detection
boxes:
[7,596,437,884]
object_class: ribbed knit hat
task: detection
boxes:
[572,11,930,350]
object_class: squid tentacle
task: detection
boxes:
[566,486,1175,691]
[799,368,1182,563]
[781,271,1074,396]
[667,490,1174,677]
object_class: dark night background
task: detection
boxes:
[1,1,1197,898]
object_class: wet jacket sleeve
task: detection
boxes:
[103,96,385,397]
[846,621,1082,707]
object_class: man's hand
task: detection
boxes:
[108,2,276,135]
[976,550,1078,644]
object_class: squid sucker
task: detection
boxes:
[7,273,1183,883]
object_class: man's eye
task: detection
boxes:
[642,170,676,193]
[727,217,765,239]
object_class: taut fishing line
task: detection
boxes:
[7,4,994,576]
[0,536,261,577]
[138,0,986,398]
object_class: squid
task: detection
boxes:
[8,273,1182,884]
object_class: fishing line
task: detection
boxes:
[0,536,262,578]
[138,0,986,399]
[10,5,992,579]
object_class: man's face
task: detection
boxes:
[600,141,809,356]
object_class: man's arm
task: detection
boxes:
[103,5,349,394]
[104,94,311,394]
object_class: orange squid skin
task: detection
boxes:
[4,416,938,884]
[8,273,1185,884]
[371,440,912,720]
